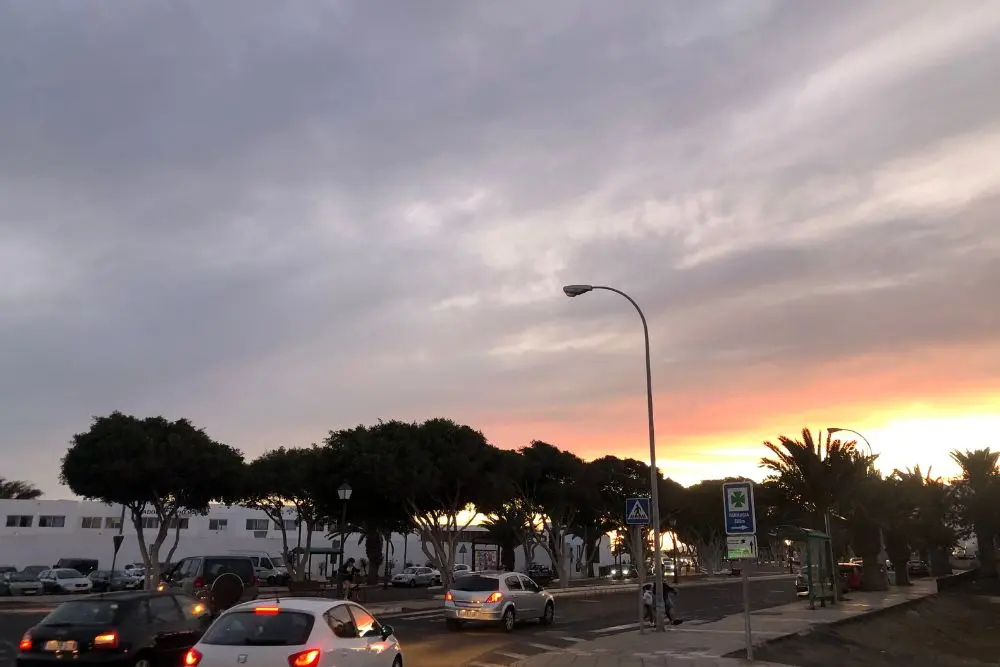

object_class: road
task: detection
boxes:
[0,577,798,667]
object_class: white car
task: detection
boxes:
[453,564,472,577]
[391,566,436,587]
[38,568,93,594]
[183,598,402,667]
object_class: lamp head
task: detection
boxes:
[338,482,352,501]
[827,427,843,435]
[562,284,593,297]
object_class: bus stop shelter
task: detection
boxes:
[771,525,834,609]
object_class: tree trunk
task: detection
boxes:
[164,522,183,566]
[976,529,997,578]
[928,547,951,577]
[363,526,384,585]
[499,542,516,572]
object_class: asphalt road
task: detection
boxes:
[0,577,797,667]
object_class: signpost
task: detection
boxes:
[625,498,650,632]
[723,481,757,661]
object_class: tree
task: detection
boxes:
[590,456,652,564]
[673,479,731,574]
[951,448,1000,578]
[892,466,956,577]
[481,502,532,572]
[510,441,589,589]
[319,426,412,585]
[0,477,42,499]
[60,412,244,588]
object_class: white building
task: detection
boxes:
[0,499,611,578]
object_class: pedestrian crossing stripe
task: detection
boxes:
[627,499,649,523]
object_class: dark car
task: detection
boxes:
[88,571,140,593]
[54,559,100,576]
[17,591,210,667]
[907,560,930,577]
[161,556,258,614]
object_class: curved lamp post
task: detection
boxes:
[563,284,666,632]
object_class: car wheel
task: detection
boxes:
[446,618,463,631]
[133,652,153,667]
[502,607,516,633]
[540,602,554,626]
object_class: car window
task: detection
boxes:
[149,596,183,623]
[520,575,540,592]
[505,576,523,591]
[204,558,255,584]
[260,558,273,569]
[324,605,358,639]
[402,567,416,574]
[201,610,315,646]
[347,606,381,638]
[452,576,500,592]
[43,600,125,625]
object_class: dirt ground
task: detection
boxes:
[742,579,1000,667]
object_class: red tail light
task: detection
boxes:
[18,633,32,651]
[192,577,205,589]
[444,591,453,602]
[486,591,503,604]
[93,631,119,648]
[254,606,280,615]
[288,649,320,667]
[184,648,202,667]
[251,576,259,587]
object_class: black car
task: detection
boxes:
[17,591,210,667]
[907,560,931,577]
[88,571,141,593]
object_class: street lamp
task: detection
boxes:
[828,427,888,577]
[563,283,666,632]
[669,517,680,584]
[335,483,352,598]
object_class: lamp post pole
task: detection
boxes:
[335,483,352,598]
[563,284,666,632]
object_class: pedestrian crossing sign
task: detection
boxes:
[625,497,651,525]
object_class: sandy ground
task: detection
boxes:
[744,578,1000,667]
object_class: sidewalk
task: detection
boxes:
[513,579,937,666]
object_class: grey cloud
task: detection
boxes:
[1,0,998,493]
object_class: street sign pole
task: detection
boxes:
[625,498,652,634]
[723,481,757,661]
[633,526,646,634]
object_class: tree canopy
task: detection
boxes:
[0,476,42,499]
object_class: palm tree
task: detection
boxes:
[950,448,1000,578]
[892,465,956,577]
[0,477,42,499]
[481,502,532,572]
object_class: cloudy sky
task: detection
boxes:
[3,1,999,496]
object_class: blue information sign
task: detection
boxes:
[625,497,651,525]
[723,481,756,535]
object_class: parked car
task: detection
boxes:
[16,591,210,667]
[526,564,554,585]
[391,566,436,587]
[21,566,49,578]
[0,566,17,575]
[453,564,472,577]
[88,570,141,593]
[907,560,931,578]
[444,572,554,632]
[2,571,44,596]
[37,569,93,594]
[53,559,99,577]
[161,556,258,614]
[183,598,402,667]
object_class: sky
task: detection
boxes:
[2,1,999,498]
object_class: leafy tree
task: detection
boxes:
[892,466,956,576]
[481,502,532,572]
[590,455,651,563]
[0,477,42,499]
[319,425,412,585]
[60,412,244,587]
[511,441,588,589]
[673,479,732,574]
[951,448,1000,578]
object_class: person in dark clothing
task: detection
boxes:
[642,583,683,625]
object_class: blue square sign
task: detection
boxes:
[625,497,651,525]
[723,481,756,535]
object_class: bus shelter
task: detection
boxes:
[772,525,834,609]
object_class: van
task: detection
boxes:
[54,558,99,576]
[227,550,289,585]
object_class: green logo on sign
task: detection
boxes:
[730,490,747,509]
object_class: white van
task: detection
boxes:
[228,551,289,585]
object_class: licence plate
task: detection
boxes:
[44,641,78,652]
[458,609,478,618]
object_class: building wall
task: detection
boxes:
[0,499,612,576]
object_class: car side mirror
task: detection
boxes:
[380,624,394,640]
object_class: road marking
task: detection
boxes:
[526,642,563,651]
[589,623,637,633]
[396,610,445,621]
[495,651,529,659]
[673,628,784,635]
[558,636,585,642]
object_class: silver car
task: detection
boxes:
[444,572,554,632]
[391,566,436,587]
[1,571,43,596]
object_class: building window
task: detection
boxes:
[245,519,268,531]
[39,515,66,528]
[81,516,102,529]
[273,519,297,531]
[167,517,189,530]
[5,515,33,528]
[142,517,160,529]
[105,516,122,530]
[209,519,228,531]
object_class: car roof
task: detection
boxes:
[226,597,360,614]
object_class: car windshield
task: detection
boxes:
[55,569,84,579]
[270,556,286,568]
[43,600,123,625]
[452,576,500,592]
[402,568,417,574]
[9,572,38,582]
[201,611,315,646]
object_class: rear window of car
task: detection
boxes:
[204,558,255,584]
[452,576,500,592]
[201,611,315,646]
[42,600,126,625]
